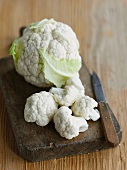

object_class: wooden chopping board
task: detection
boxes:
[0,57,122,162]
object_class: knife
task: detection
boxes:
[91,72,119,147]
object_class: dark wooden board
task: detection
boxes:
[0,57,122,162]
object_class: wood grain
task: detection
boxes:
[0,0,127,169]
[98,102,120,147]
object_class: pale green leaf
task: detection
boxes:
[40,49,81,87]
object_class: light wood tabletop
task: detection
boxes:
[0,0,127,169]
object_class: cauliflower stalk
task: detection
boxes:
[24,91,58,126]
[54,106,88,139]
[50,77,85,106]
[72,96,100,121]
[10,18,82,87]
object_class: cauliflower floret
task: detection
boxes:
[72,96,100,121]
[50,77,85,106]
[54,106,88,139]
[24,91,58,126]
[10,19,81,87]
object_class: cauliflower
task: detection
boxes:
[24,91,58,126]
[50,77,85,106]
[54,106,88,139]
[72,96,100,121]
[10,18,82,88]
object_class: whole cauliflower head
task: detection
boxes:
[24,91,58,126]
[50,77,85,106]
[10,18,82,87]
[54,106,88,139]
[72,96,100,121]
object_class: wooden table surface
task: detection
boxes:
[0,0,127,169]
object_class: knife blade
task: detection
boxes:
[92,72,107,103]
[91,72,119,147]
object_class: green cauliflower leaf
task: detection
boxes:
[40,49,81,87]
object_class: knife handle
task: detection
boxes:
[98,102,119,147]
